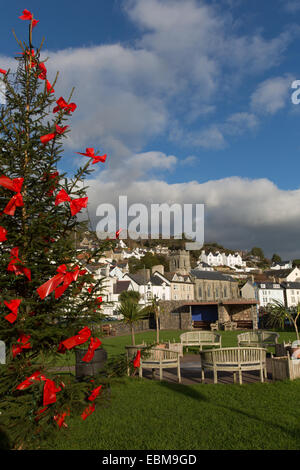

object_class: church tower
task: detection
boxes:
[169,250,191,274]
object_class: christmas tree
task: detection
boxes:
[0,10,115,448]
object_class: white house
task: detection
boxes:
[199,250,246,268]
[281,282,300,308]
[255,282,285,308]
[270,261,293,270]
[122,272,171,304]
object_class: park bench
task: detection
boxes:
[237,331,279,348]
[199,347,267,384]
[223,321,238,331]
[180,331,222,351]
[138,348,181,383]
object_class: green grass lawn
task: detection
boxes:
[35,328,300,450]
[43,376,300,450]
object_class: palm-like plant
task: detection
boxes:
[266,299,300,340]
[118,299,149,345]
[149,296,161,344]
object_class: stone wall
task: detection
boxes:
[104,319,150,336]
[159,300,192,330]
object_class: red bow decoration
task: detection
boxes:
[16,370,47,390]
[4,299,22,324]
[37,264,86,300]
[0,69,7,75]
[53,97,77,114]
[133,350,141,368]
[82,337,101,362]
[57,326,91,353]
[16,370,61,407]
[37,62,47,80]
[40,125,69,145]
[0,175,24,216]
[76,148,107,165]
[81,402,95,420]
[12,333,31,358]
[95,296,102,309]
[55,188,88,216]
[19,10,39,28]
[54,411,69,429]
[7,247,31,281]
[116,229,122,239]
[0,226,7,242]
[46,80,54,94]
[88,385,102,402]
[43,379,62,407]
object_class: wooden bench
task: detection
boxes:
[180,331,222,352]
[192,320,211,330]
[138,348,181,383]
[200,347,267,384]
[236,320,253,329]
[237,331,279,348]
[223,321,238,331]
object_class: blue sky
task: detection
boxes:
[2,0,300,258]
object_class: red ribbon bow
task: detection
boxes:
[16,370,61,406]
[37,62,47,80]
[76,148,107,165]
[0,226,7,242]
[12,333,31,358]
[54,411,69,428]
[57,326,92,353]
[7,247,31,281]
[37,264,86,300]
[40,125,69,145]
[46,80,55,94]
[55,189,88,216]
[53,97,77,114]
[0,69,7,75]
[19,10,39,28]
[0,175,24,216]
[82,337,102,362]
[16,370,47,390]
[4,299,22,323]
[88,385,102,402]
[81,402,95,420]
[133,350,141,368]
[43,379,62,407]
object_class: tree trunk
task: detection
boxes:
[156,312,159,344]
[131,325,135,345]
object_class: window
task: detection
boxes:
[198,287,202,298]
[207,286,211,297]
[224,287,227,297]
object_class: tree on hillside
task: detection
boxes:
[250,247,265,259]
[271,254,282,264]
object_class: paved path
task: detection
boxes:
[140,354,273,385]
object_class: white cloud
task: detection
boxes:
[250,75,294,115]
[85,173,300,259]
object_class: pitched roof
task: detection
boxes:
[264,268,293,279]
[281,281,300,289]
[190,269,237,282]
[113,281,131,294]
